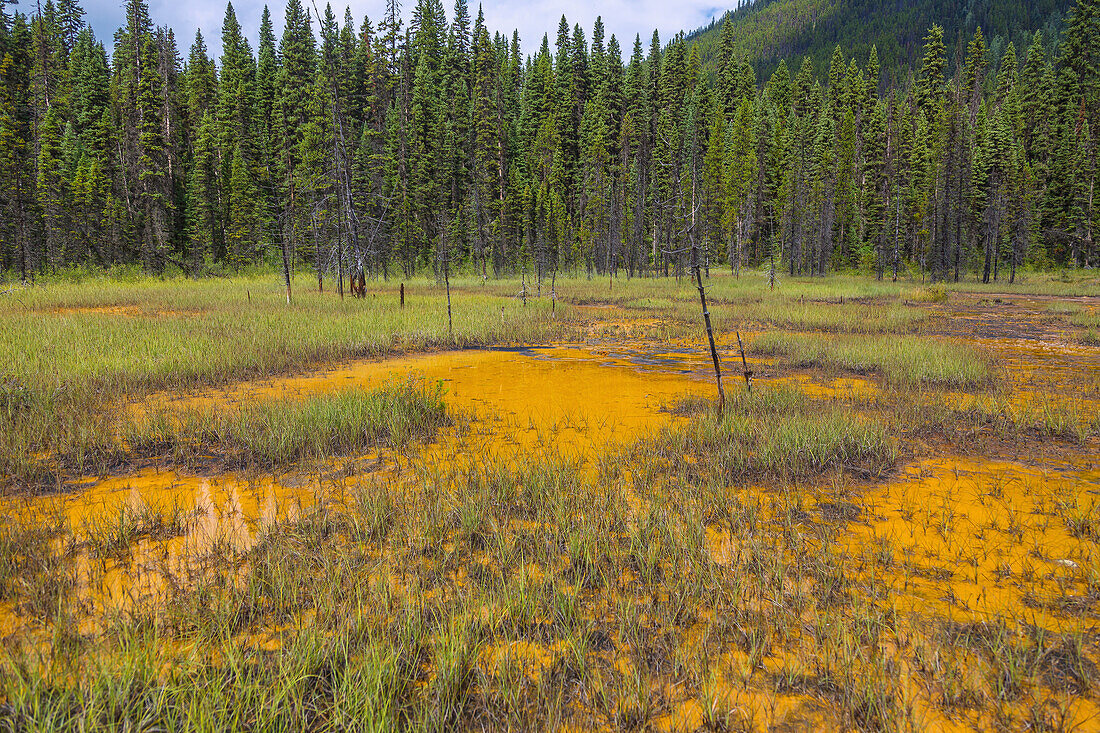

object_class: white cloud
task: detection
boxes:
[83,0,725,62]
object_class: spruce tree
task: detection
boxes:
[715,16,738,118]
[56,0,84,55]
[184,30,215,136]
[37,105,68,268]
[137,34,170,273]
[916,25,946,124]
[228,144,262,269]
[862,100,887,275]
[962,27,987,112]
[0,18,34,279]
[1057,0,1100,124]
[187,111,216,272]
[68,28,109,155]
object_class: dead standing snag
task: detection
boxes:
[692,242,726,415]
[736,331,753,393]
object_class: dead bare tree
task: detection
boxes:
[550,271,557,318]
[691,230,725,415]
[662,197,725,414]
[278,205,294,305]
[435,211,454,341]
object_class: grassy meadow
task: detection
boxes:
[0,267,1099,730]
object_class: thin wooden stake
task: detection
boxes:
[400,283,404,308]
[551,272,556,318]
[445,273,453,340]
[693,245,725,415]
[736,331,753,393]
[442,230,453,340]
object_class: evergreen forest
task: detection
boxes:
[0,0,1098,287]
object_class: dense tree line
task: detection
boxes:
[0,0,1097,287]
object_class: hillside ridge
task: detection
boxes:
[685,0,1073,82]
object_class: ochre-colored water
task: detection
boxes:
[156,345,714,456]
[844,457,1100,631]
[18,473,307,626]
[978,336,1100,395]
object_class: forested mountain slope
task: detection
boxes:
[688,0,1074,83]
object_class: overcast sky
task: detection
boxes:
[81,0,726,61]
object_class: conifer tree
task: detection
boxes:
[255,7,277,145]
[0,17,33,279]
[37,105,68,268]
[862,100,887,275]
[725,97,757,275]
[811,105,837,274]
[136,34,171,273]
[701,112,725,265]
[69,146,109,264]
[470,21,497,276]
[30,0,64,129]
[1019,32,1051,161]
[187,111,216,272]
[274,0,316,292]
[715,16,739,118]
[184,31,215,136]
[442,0,470,246]
[1057,0,1100,123]
[56,0,84,55]
[227,143,262,269]
[916,25,946,124]
[962,27,987,113]
[217,3,256,166]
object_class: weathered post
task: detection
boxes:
[551,272,557,318]
[692,237,725,415]
[736,331,753,393]
[400,283,405,308]
[443,239,453,340]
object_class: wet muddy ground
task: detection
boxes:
[9,293,1100,627]
[2,287,1099,730]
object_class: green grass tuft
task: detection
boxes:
[751,332,994,388]
[645,385,897,481]
[126,380,453,468]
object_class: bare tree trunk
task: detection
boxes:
[692,237,725,416]
[892,196,899,282]
[337,218,345,299]
[445,245,453,341]
[281,237,293,305]
[551,271,556,318]
[314,217,324,293]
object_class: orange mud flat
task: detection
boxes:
[155,345,714,456]
[2,304,1099,731]
[846,457,1100,631]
